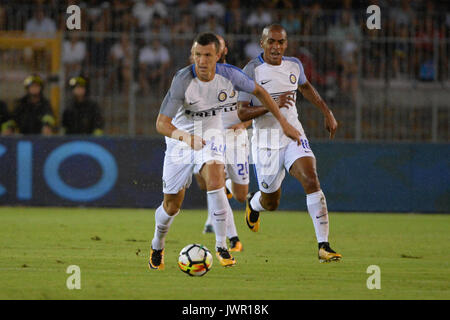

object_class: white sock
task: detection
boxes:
[205,211,212,226]
[207,187,229,250]
[225,178,233,194]
[151,203,178,250]
[250,191,265,212]
[226,206,238,239]
[306,190,329,243]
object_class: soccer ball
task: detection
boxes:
[178,244,213,276]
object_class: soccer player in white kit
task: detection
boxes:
[149,32,301,269]
[196,35,252,252]
[238,25,342,263]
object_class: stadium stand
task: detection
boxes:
[0,0,448,140]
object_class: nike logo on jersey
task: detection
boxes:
[261,80,271,85]
[316,214,327,219]
[189,100,200,105]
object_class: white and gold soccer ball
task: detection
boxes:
[177,244,213,277]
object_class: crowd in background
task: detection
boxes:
[0,0,449,137]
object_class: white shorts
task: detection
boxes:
[252,137,315,193]
[162,139,225,194]
[224,130,250,185]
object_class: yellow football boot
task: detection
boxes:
[216,247,236,267]
[229,237,243,252]
[318,242,342,263]
[245,193,260,232]
[148,247,165,270]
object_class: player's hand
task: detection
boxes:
[280,119,301,145]
[324,111,338,139]
[187,134,206,150]
[228,122,247,135]
[277,92,295,109]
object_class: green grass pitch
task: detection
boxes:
[0,207,449,300]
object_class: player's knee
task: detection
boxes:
[206,181,224,192]
[263,198,280,211]
[303,173,320,193]
[163,201,181,215]
[234,192,247,203]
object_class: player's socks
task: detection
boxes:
[207,187,229,251]
[306,190,329,243]
[226,204,238,240]
[151,203,178,251]
[203,211,214,234]
[250,191,265,212]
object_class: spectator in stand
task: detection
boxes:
[194,0,225,21]
[24,7,57,71]
[247,4,272,29]
[87,9,111,77]
[199,16,225,36]
[138,39,171,94]
[12,75,55,136]
[25,7,57,37]
[389,0,415,30]
[62,32,87,79]
[281,11,301,35]
[132,0,168,32]
[224,0,243,34]
[172,11,195,35]
[0,99,14,136]
[110,0,136,32]
[62,76,104,135]
[109,33,134,93]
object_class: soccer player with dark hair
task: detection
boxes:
[238,24,342,263]
[149,32,301,270]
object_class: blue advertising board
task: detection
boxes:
[0,136,448,213]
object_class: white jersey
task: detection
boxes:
[221,88,240,129]
[238,54,308,149]
[160,63,255,148]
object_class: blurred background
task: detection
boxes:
[1,0,449,141]
[0,0,449,212]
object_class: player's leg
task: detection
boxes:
[200,161,236,266]
[149,190,185,270]
[246,146,285,232]
[149,148,193,270]
[195,173,215,234]
[288,147,342,262]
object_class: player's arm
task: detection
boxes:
[237,92,294,122]
[156,73,205,150]
[252,84,301,144]
[156,113,205,150]
[298,81,338,139]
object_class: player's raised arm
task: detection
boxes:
[298,80,338,139]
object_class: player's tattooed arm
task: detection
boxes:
[298,81,338,139]
[156,113,205,150]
